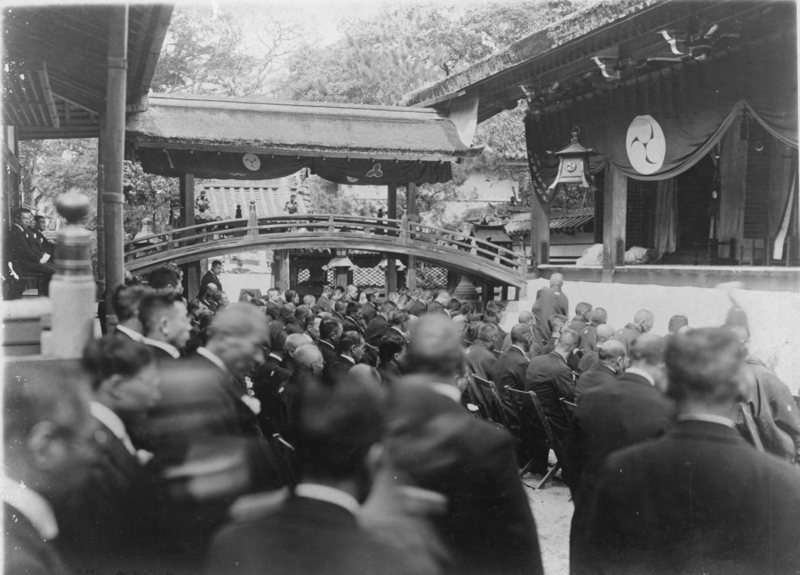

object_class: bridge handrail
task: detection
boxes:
[124,214,526,271]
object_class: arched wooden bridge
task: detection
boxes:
[124,214,527,287]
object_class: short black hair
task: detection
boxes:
[112,284,150,322]
[211,260,222,267]
[320,317,343,341]
[338,330,364,354]
[147,267,181,290]
[139,291,183,334]
[378,330,406,365]
[297,381,385,482]
[82,335,154,391]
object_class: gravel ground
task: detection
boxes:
[524,474,573,575]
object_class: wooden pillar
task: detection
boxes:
[102,5,128,328]
[530,192,550,273]
[273,250,291,292]
[405,182,417,289]
[386,183,397,292]
[96,113,106,297]
[179,173,200,296]
[602,165,627,282]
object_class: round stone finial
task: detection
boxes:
[55,189,91,224]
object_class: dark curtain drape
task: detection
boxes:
[524,36,797,185]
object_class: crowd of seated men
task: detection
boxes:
[5,266,800,575]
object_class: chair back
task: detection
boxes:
[506,388,565,462]
[473,375,511,428]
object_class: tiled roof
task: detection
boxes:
[196,178,309,220]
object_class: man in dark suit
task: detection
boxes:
[576,323,615,373]
[364,315,544,575]
[465,322,498,381]
[132,304,286,560]
[33,214,55,256]
[615,308,654,353]
[579,307,607,353]
[199,261,224,297]
[207,371,431,575]
[531,273,568,342]
[568,302,592,334]
[574,340,625,402]
[5,207,56,298]
[566,335,674,572]
[376,330,407,387]
[316,317,343,369]
[55,336,163,573]
[4,363,97,575]
[110,283,149,342]
[325,330,365,386]
[494,323,533,394]
[525,327,579,475]
[139,290,191,360]
[581,328,800,575]
[364,300,396,345]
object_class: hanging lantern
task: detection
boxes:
[543,127,593,203]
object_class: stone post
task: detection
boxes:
[41,190,96,358]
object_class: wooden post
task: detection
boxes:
[386,184,397,292]
[96,113,106,297]
[273,250,291,292]
[41,192,96,358]
[178,173,200,297]
[102,4,128,328]
[405,182,417,289]
[602,165,627,282]
[530,192,550,273]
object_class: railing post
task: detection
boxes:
[41,191,96,358]
[328,215,334,233]
[247,200,258,239]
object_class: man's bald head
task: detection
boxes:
[206,303,270,377]
[596,324,615,343]
[589,307,607,325]
[633,309,655,333]
[598,340,627,362]
[285,333,313,357]
[550,273,564,288]
[407,314,463,379]
[517,310,534,324]
[294,344,324,374]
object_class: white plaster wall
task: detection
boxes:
[503,279,800,391]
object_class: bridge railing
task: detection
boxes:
[124,214,526,272]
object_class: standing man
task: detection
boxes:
[582,328,800,574]
[200,260,224,297]
[531,273,568,344]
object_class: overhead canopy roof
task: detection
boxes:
[403,0,782,123]
[126,94,482,185]
[3,3,173,139]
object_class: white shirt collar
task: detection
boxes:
[196,346,230,374]
[511,344,529,359]
[1,476,59,540]
[432,382,462,403]
[294,483,359,514]
[340,354,356,365]
[319,340,335,350]
[90,401,136,455]
[115,324,144,342]
[676,413,736,429]
[142,337,180,359]
[625,366,655,387]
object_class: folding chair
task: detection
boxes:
[739,402,765,452]
[507,388,566,489]
[473,375,512,429]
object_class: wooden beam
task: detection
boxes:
[386,183,397,292]
[405,182,417,289]
[102,5,128,328]
[530,192,550,271]
[602,164,627,282]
